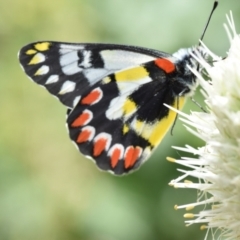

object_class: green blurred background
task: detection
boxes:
[1,0,239,240]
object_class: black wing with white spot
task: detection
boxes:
[19,41,171,109]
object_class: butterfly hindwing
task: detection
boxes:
[67,60,186,175]
[19,41,171,109]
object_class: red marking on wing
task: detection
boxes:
[110,147,121,168]
[81,88,102,105]
[71,111,92,127]
[93,138,107,157]
[76,129,91,143]
[155,58,175,73]
[124,146,142,169]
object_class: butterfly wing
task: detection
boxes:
[19,41,187,175]
[67,60,186,175]
[19,41,171,109]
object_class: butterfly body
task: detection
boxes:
[19,41,205,175]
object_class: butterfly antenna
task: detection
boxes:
[199,1,218,44]
[190,97,207,112]
[197,1,218,72]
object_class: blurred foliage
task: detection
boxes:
[0,0,240,240]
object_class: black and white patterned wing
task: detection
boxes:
[19,41,171,109]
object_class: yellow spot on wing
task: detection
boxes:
[135,120,144,133]
[102,77,111,84]
[129,118,145,134]
[115,66,148,81]
[26,49,37,55]
[34,42,50,51]
[147,97,185,147]
[28,54,42,65]
[141,123,156,140]
[34,68,44,76]
[123,98,137,117]
[123,124,129,134]
[34,70,41,76]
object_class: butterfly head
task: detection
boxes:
[172,46,208,97]
[173,46,207,70]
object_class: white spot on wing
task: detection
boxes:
[60,51,79,66]
[105,95,126,120]
[73,96,81,107]
[60,51,83,75]
[45,75,59,84]
[62,63,82,75]
[142,147,151,162]
[34,65,49,75]
[79,50,92,68]
[84,68,109,85]
[58,80,76,95]
[59,49,74,54]
[101,50,155,70]
[60,44,85,51]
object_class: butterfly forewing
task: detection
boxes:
[19,41,171,109]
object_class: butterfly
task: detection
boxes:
[18,41,207,175]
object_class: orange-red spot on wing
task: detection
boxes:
[124,146,142,169]
[110,148,121,168]
[155,58,175,73]
[71,111,91,127]
[93,138,107,157]
[81,88,102,105]
[76,129,91,143]
[124,147,134,168]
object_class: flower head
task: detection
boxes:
[167,12,240,240]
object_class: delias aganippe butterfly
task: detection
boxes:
[18,2,218,175]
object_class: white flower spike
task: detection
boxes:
[167,12,240,240]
